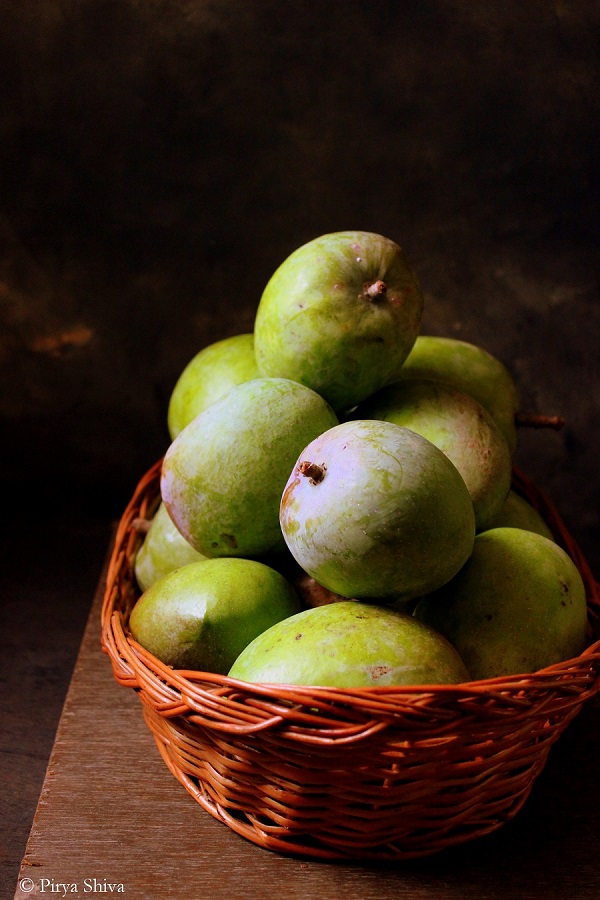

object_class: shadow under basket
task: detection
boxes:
[101,460,600,861]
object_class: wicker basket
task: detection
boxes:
[101,460,600,860]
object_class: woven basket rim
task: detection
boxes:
[101,458,600,709]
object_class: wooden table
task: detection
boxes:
[14,551,600,899]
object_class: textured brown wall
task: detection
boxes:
[1,1,598,569]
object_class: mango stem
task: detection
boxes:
[365,280,387,300]
[515,412,566,430]
[298,461,327,484]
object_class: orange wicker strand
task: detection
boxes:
[101,460,600,861]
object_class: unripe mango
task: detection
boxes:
[280,420,476,602]
[228,601,470,687]
[254,231,423,412]
[356,379,512,531]
[167,333,259,439]
[130,557,303,673]
[484,490,554,540]
[399,336,519,451]
[134,502,206,592]
[413,527,588,679]
[162,377,338,558]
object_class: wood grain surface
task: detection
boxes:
[14,548,600,900]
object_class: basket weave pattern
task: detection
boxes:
[101,460,600,860]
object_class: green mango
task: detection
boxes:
[228,601,470,687]
[134,501,206,592]
[130,557,303,673]
[161,377,338,558]
[356,379,511,531]
[280,419,475,602]
[398,336,519,451]
[484,490,554,540]
[413,527,588,679]
[254,231,423,412]
[167,333,259,439]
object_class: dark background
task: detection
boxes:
[0,2,599,890]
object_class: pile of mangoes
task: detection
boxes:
[129,231,587,688]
